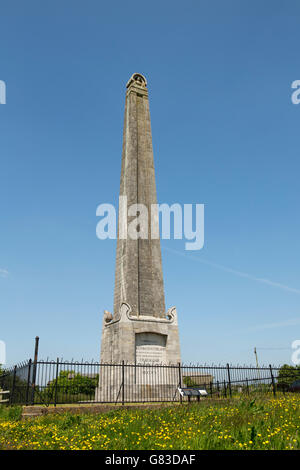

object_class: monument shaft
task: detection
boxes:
[114,74,165,318]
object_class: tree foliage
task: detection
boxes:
[46,370,99,396]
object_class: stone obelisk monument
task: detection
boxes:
[100,73,181,368]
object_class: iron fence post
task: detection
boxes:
[10,366,17,405]
[25,359,32,406]
[31,336,39,405]
[33,336,39,364]
[122,360,125,406]
[246,378,249,396]
[54,358,59,407]
[269,364,276,397]
[226,363,232,397]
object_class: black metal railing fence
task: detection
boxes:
[1,359,299,406]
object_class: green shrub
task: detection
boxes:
[277,364,300,389]
[0,405,22,421]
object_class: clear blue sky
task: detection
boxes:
[1,1,300,366]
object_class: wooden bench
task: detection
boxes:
[0,389,10,404]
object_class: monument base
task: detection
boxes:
[95,383,179,403]
[95,302,181,402]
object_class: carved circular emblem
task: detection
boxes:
[126,73,147,89]
[133,73,146,85]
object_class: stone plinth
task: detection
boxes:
[95,302,181,402]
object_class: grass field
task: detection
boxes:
[0,395,299,450]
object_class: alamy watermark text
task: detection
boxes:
[0,80,6,104]
[96,197,204,251]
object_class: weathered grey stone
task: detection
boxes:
[97,74,181,399]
